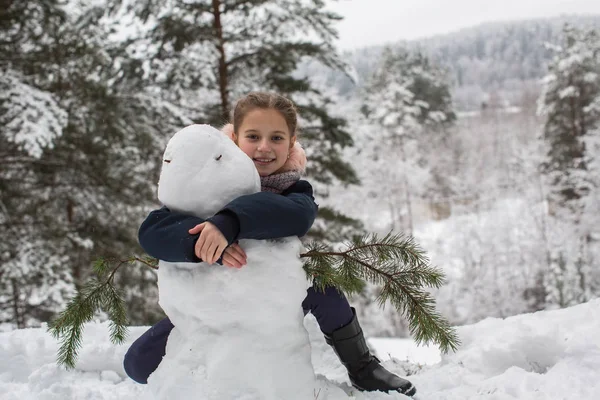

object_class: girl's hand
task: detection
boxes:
[188,222,227,264]
[222,243,247,269]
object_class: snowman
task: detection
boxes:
[145,124,346,400]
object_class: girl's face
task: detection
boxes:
[235,108,296,177]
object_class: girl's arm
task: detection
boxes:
[138,180,318,262]
[218,180,318,241]
[138,208,205,263]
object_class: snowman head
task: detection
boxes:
[158,124,261,218]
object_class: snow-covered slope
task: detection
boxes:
[1,299,599,399]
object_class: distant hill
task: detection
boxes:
[303,15,600,110]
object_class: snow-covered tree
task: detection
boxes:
[115,0,356,182]
[362,47,455,235]
[0,0,73,328]
[108,0,361,243]
[537,25,600,307]
[0,0,189,327]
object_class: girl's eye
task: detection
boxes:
[246,134,258,140]
[272,136,283,141]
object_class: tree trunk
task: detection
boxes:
[11,279,24,328]
[398,135,414,236]
[66,197,83,290]
[211,0,229,122]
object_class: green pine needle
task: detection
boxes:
[92,258,110,278]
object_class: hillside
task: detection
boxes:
[302,14,600,110]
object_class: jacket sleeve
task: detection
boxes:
[213,180,318,241]
[138,207,205,263]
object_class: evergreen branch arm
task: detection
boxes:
[301,232,460,353]
[48,256,156,369]
[49,280,105,369]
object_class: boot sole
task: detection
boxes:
[352,383,417,397]
[403,384,417,397]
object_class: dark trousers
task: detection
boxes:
[124,285,354,383]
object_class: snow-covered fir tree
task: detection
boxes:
[1,0,75,328]
[112,0,361,243]
[0,0,189,327]
[362,47,455,235]
[537,24,600,307]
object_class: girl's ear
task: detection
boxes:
[289,135,296,148]
[221,123,236,143]
[280,138,306,173]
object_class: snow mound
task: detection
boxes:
[1,291,599,399]
[0,322,147,400]
[399,298,600,399]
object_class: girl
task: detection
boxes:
[123,92,416,397]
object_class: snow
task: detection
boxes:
[0,323,147,400]
[367,339,441,366]
[1,299,600,399]
[558,86,578,99]
[0,72,67,158]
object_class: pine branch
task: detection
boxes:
[48,256,158,369]
[301,232,460,354]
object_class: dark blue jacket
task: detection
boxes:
[138,180,318,263]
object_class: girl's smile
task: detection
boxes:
[254,158,275,165]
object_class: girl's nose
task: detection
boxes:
[257,140,270,152]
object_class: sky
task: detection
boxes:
[328,0,600,49]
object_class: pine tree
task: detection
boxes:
[538,24,600,307]
[362,47,455,234]
[115,0,356,178]
[0,0,189,327]
[0,0,75,327]
[110,0,360,241]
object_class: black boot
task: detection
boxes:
[324,309,417,397]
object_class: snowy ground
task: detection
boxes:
[1,298,599,399]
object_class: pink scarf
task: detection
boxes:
[260,171,302,194]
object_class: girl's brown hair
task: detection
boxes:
[232,92,298,137]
